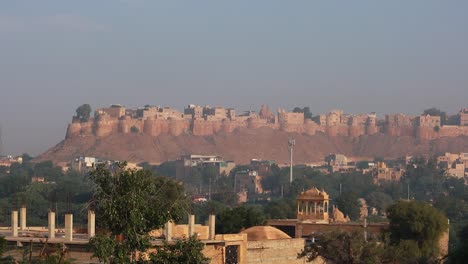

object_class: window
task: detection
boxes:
[226,245,239,264]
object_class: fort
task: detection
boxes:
[66,104,468,141]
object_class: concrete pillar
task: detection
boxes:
[48,211,55,239]
[65,214,73,241]
[208,214,216,240]
[11,210,18,237]
[188,214,195,237]
[164,221,172,242]
[87,210,95,238]
[20,207,26,230]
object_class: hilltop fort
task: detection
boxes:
[37,105,468,165]
[66,104,468,140]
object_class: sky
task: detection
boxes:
[0,0,467,156]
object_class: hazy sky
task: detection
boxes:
[1,1,467,156]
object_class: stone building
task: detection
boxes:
[373,162,404,184]
[175,154,235,180]
[234,170,263,195]
[277,108,304,125]
[416,115,441,128]
[184,104,204,119]
[0,155,23,168]
[460,108,468,126]
[96,105,126,119]
[437,152,468,178]
[250,159,275,176]
[241,226,309,264]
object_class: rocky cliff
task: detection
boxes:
[37,127,468,165]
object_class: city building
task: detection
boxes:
[437,152,468,178]
[250,159,275,176]
[460,108,468,126]
[175,154,235,180]
[0,155,23,168]
[234,170,263,195]
[373,162,404,184]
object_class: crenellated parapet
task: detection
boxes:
[65,104,468,140]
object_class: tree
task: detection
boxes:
[216,205,265,234]
[0,235,6,257]
[335,192,361,220]
[130,126,139,133]
[75,104,92,122]
[150,236,209,264]
[356,161,370,170]
[447,223,468,263]
[88,162,189,263]
[263,198,296,219]
[386,200,449,262]
[365,191,393,214]
[298,230,384,264]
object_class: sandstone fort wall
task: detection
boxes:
[65,106,468,140]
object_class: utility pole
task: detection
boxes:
[288,139,295,184]
[208,178,212,201]
[407,183,410,200]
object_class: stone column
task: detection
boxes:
[48,211,55,239]
[188,214,195,237]
[208,214,216,240]
[20,206,27,230]
[11,210,18,237]
[65,213,73,241]
[164,221,172,242]
[88,210,95,238]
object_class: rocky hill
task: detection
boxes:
[37,127,468,165]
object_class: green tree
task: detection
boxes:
[335,192,361,220]
[298,230,384,264]
[130,126,139,133]
[75,104,92,122]
[383,239,422,264]
[150,236,209,264]
[88,162,189,263]
[356,161,370,170]
[263,198,296,219]
[216,205,265,234]
[386,200,449,262]
[0,235,6,257]
[365,191,393,214]
[448,223,468,263]
[21,153,33,162]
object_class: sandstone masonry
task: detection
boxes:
[66,105,468,141]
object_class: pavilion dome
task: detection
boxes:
[297,187,329,200]
[241,226,291,241]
